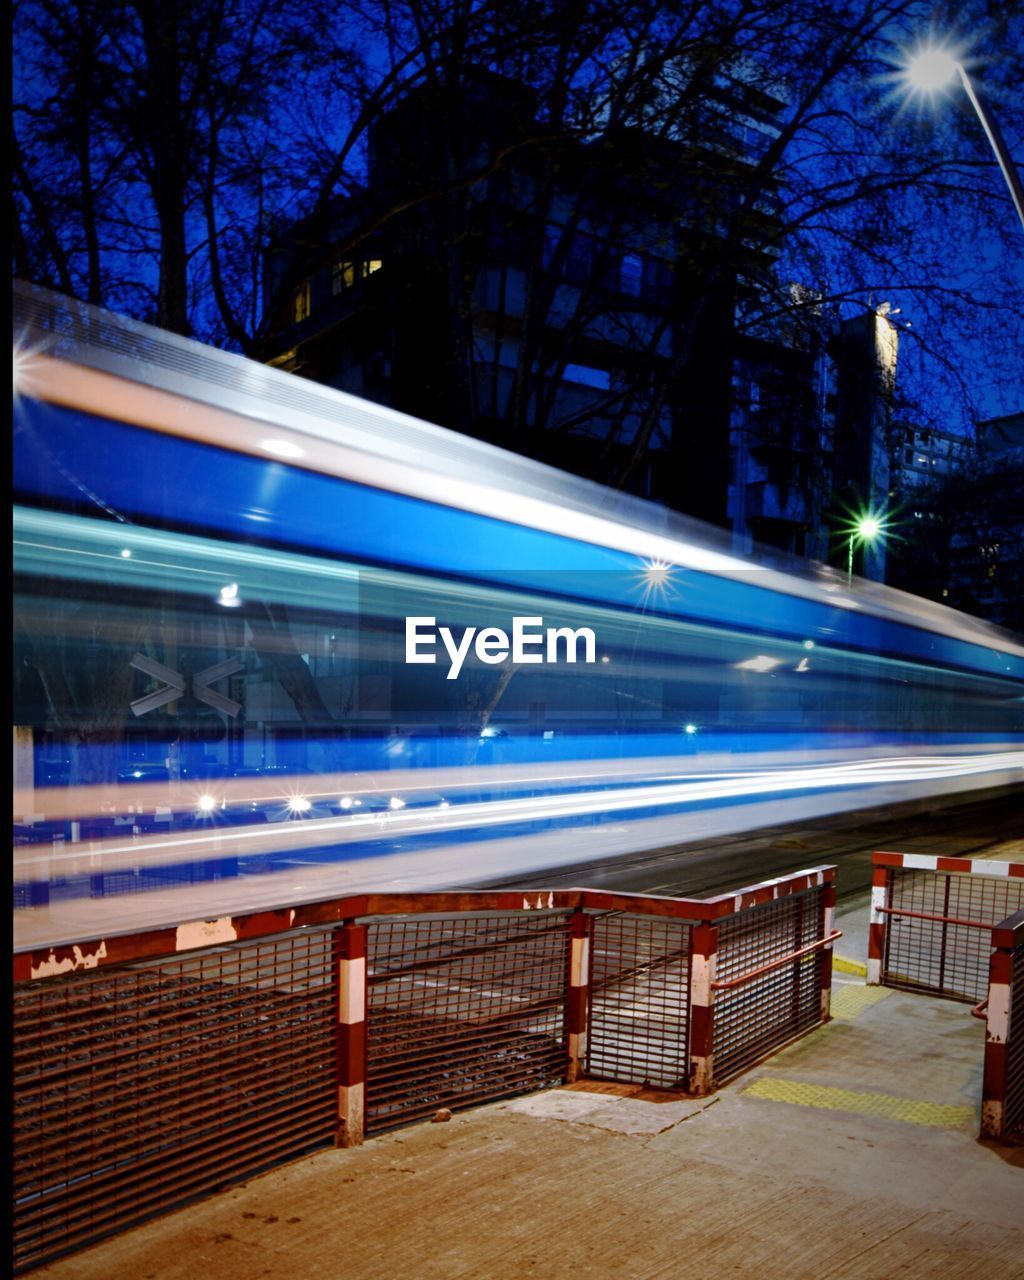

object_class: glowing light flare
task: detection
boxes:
[838,504,892,584]
[906,47,960,93]
[196,794,217,814]
[218,582,241,608]
[634,558,679,608]
[286,795,312,815]
[12,338,52,399]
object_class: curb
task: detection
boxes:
[832,954,868,976]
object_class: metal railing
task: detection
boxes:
[13,867,837,1271]
[867,852,1024,1002]
[980,908,1024,1142]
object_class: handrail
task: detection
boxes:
[14,866,838,981]
[875,906,994,931]
[710,931,842,992]
[971,996,989,1021]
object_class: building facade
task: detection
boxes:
[263,68,896,575]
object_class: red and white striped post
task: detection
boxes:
[866,859,889,986]
[334,922,368,1147]
[566,909,592,1082]
[821,879,837,1020]
[980,912,1022,1140]
[689,921,718,1095]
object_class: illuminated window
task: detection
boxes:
[332,259,383,295]
[292,281,311,323]
[332,261,355,294]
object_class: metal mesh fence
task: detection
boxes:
[883,870,1024,1002]
[713,889,825,1084]
[364,912,571,1132]
[12,874,839,1270]
[12,930,337,1273]
[585,913,692,1089]
[1004,939,1024,1137]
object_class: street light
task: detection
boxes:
[846,512,884,584]
[906,46,1024,233]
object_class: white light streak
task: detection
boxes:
[260,438,306,459]
[17,751,1023,883]
[736,655,782,672]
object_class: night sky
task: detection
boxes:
[12,1,1024,436]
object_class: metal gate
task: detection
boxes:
[585,913,692,1089]
[713,888,826,1083]
[13,930,337,1272]
[364,912,571,1132]
[881,867,1024,1002]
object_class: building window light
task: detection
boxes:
[332,261,355,294]
[332,259,384,295]
[293,281,312,323]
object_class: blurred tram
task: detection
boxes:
[11,282,1024,906]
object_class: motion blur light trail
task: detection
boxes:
[15,750,1022,885]
[11,282,1024,929]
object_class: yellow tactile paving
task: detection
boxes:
[829,984,891,1020]
[831,954,867,976]
[742,1078,974,1129]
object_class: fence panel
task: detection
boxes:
[364,912,571,1132]
[13,870,838,1270]
[873,856,1024,1002]
[712,887,827,1084]
[13,929,337,1273]
[585,913,692,1089]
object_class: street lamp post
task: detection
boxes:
[907,48,1024,233]
[847,513,882,584]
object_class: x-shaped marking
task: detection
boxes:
[130,654,243,718]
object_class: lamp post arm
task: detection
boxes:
[956,62,1024,233]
